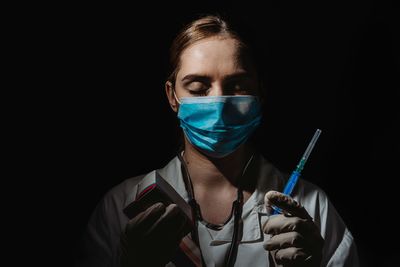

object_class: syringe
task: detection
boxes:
[272,129,322,215]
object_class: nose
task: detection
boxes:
[208,82,224,96]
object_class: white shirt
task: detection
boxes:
[77,154,359,267]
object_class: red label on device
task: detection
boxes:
[136,183,157,200]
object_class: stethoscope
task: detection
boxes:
[177,151,254,267]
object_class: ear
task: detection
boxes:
[165,81,179,112]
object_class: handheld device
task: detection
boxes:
[123,171,194,226]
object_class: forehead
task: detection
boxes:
[178,37,244,75]
[182,37,240,60]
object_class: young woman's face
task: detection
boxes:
[174,37,259,98]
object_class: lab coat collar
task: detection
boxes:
[157,153,285,245]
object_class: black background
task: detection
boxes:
[14,1,398,266]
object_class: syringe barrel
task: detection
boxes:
[283,170,301,196]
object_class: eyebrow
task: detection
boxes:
[181,71,251,83]
[181,74,210,83]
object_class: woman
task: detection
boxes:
[76,15,359,267]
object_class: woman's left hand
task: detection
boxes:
[262,191,324,267]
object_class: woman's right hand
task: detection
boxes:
[120,202,191,267]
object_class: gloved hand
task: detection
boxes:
[263,191,324,267]
[120,202,191,267]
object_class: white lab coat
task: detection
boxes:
[76,154,359,267]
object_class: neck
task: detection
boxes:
[182,138,254,189]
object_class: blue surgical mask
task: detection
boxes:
[177,95,262,158]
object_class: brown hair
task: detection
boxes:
[167,15,255,85]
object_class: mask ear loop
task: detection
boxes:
[173,89,182,104]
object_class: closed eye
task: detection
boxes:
[182,75,211,95]
[223,78,257,95]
